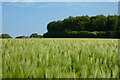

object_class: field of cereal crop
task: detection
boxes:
[2,38,119,78]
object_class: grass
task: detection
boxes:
[1,38,119,78]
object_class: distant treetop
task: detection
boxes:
[0,34,12,38]
[30,33,43,38]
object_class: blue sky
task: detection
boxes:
[2,2,118,38]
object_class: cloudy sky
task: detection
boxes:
[2,2,118,38]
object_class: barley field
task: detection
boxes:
[1,38,119,78]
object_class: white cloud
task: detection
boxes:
[37,3,83,8]
[2,0,119,2]
[3,1,118,9]
[4,2,93,8]
[5,2,35,7]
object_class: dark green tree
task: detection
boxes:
[44,15,119,38]
[106,15,118,31]
[30,33,42,38]
[118,16,120,30]
[95,15,107,31]
[0,34,12,38]
[47,21,57,32]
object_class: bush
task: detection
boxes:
[0,34,12,38]
[67,31,92,38]
[96,31,107,38]
[30,33,42,38]
[105,31,115,38]
[43,31,119,38]
[44,31,97,38]
[115,30,120,38]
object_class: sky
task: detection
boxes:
[1,0,119,2]
[2,2,118,38]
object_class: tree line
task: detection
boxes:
[0,33,43,39]
[1,15,120,38]
[43,15,120,38]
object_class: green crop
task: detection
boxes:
[1,38,119,78]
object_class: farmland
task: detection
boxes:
[1,38,119,78]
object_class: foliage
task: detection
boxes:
[46,15,119,32]
[0,34,12,38]
[44,15,119,38]
[96,31,106,38]
[2,39,118,78]
[106,15,118,31]
[44,31,119,38]
[115,30,120,38]
[30,33,42,38]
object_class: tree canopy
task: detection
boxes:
[0,34,12,38]
[44,15,120,38]
[30,33,42,38]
